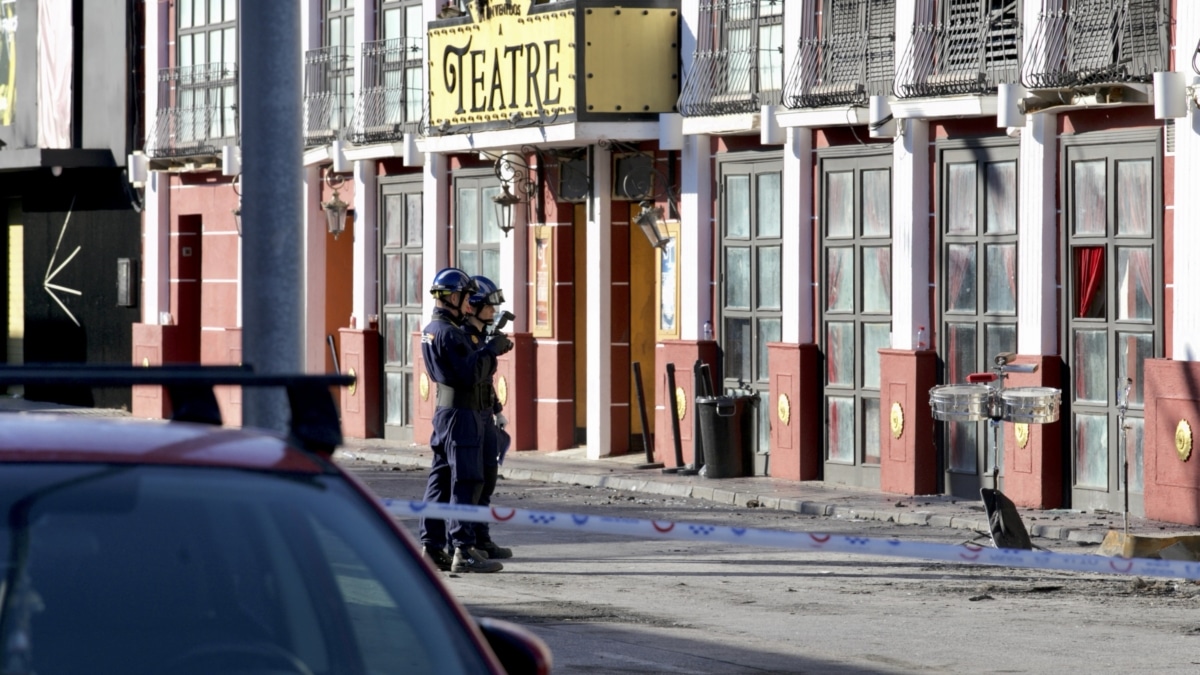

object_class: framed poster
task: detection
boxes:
[655,221,681,341]
[532,226,553,337]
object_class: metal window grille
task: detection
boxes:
[678,0,785,117]
[785,0,895,109]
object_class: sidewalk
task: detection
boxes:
[337,437,1198,546]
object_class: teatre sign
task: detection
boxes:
[429,1,576,128]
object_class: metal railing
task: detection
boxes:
[784,0,895,109]
[894,1,1021,99]
[1022,0,1168,89]
[678,0,784,117]
[146,63,239,158]
[304,46,355,147]
[356,37,424,144]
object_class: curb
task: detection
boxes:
[336,448,1110,546]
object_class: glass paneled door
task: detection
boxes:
[380,179,424,441]
[819,151,893,489]
[938,143,1018,498]
[1065,139,1161,514]
[718,157,782,476]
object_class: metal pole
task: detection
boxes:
[240,1,303,432]
[632,362,663,470]
[662,363,698,475]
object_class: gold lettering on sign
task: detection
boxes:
[430,2,575,127]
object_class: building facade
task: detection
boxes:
[1,0,143,409]
[134,0,1200,526]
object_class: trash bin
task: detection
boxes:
[696,395,747,478]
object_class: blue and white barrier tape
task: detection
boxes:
[382,499,1200,581]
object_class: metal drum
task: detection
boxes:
[1000,387,1062,424]
[929,384,993,422]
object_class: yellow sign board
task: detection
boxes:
[429,1,577,127]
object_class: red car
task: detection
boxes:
[0,366,551,675]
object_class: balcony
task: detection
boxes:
[678,0,784,117]
[1022,0,1168,90]
[146,64,239,163]
[784,1,895,110]
[303,46,355,148]
[355,37,424,145]
[894,2,1020,99]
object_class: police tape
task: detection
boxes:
[382,499,1200,581]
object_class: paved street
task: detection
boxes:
[352,464,1200,674]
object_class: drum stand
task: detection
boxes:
[1118,378,1133,537]
[960,354,1047,551]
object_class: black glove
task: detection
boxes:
[487,332,514,355]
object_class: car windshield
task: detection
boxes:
[0,463,491,675]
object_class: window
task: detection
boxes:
[324,0,356,130]
[177,0,238,142]
[719,158,783,464]
[820,153,892,476]
[381,179,425,438]
[938,144,1018,492]
[1064,139,1160,511]
[721,0,784,97]
[454,175,504,284]
[380,0,424,126]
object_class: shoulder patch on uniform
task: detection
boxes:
[421,332,435,345]
[471,335,479,344]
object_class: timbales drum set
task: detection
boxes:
[929,352,1062,480]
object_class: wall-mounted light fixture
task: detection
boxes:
[997,83,1027,128]
[868,94,899,139]
[492,151,538,237]
[1152,71,1200,120]
[231,173,242,236]
[322,169,350,239]
[634,201,669,249]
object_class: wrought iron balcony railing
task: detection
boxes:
[783,0,895,109]
[304,46,355,147]
[1022,0,1168,89]
[678,0,784,117]
[894,1,1021,99]
[146,63,239,159]
[356,37,424,144]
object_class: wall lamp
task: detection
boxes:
[1152,71,1200,120]
[322,169,351,239]
[609,144,680,251]
[634,200,669,249]
[231,173,242,236]
[492,151,538,237]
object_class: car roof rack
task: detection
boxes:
[0,364,355,456]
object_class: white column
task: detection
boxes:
[681,0,699,77]
[782,127,813,344]
[303,167,327,371]
[890,0,929,350]
[142,0,169,324]
[680,134,711,340]
[352,165,378,327]
[301,1,325,370]
[501,161,530,332]
[422,153,450,324]
[1017,112,1058,356]
[587,144,613,459]
[1173,3,1200,360]
[892,119,930,349]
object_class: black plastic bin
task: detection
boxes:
[696,395,749,478]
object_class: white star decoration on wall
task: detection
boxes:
[44,196,81,327]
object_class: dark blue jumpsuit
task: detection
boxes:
[464,321,503,546]
[418,307,501,551]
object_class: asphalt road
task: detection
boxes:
[349,462,1200,675]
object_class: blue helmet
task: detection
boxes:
[469,275,505,308]
[429,267,476,299]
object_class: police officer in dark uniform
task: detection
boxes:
[419,267,512,573]
[463,275,514,560]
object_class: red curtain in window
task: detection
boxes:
[1075,246,1104,318]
